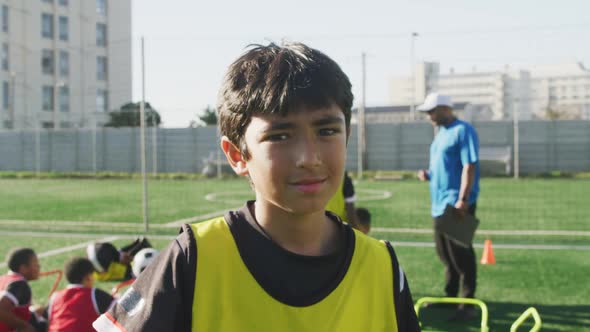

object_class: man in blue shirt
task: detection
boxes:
[417,93,480,321]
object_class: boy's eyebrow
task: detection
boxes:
[265,115,344,131]
[312,116,345,126]
[265,121,295,131]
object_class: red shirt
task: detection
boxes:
[0,273,32,332]
[48,285,113,332]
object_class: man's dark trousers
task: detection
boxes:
[434,204,477,299]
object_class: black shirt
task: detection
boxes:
[3,279,31,306]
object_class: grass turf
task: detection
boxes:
[1,177,589,331]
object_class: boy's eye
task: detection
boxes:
[265,133,289,142]
[319,128,340,136]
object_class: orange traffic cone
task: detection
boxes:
[480,239,496,265]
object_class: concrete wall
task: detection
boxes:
[1,121,589,174]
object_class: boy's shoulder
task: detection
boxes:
[189,215,227,231]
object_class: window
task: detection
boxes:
[59,50,69,76]
[96,89,108,112]
[59,0,68,6]
[59,86,69,112]
[42,49,54,75]
[2,81,9,109]
[1,43,8,71]
[58,16,68,41]
[96,23,107,46]
[42,86,54,111]
[2,5,8,32]
[42,13,54,39]
[42,0,54,3]
[96,56,107,80]
[96,0,107,15]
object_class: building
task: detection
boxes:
[389,62,439,111]
[391,62,532,121]
[352,102,471,123]
[0,0,131,130]
[529,62,590,120]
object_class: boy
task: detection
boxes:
[46,257,114,332]
[356,207,372,235]
[86,237,152,281]
[94,42,420,332]
[0,248,40,332]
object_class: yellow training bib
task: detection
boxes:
[191,217,398,332]
[93,262,128,281]
[326,180,347,221]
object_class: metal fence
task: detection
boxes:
[1,120,589,174]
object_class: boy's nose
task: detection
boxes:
[295,137,321,168]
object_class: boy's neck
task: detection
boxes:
[249,201,341,256]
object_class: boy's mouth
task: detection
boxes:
[291,178,327,193]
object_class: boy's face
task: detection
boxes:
[21,255,41,281]
[224,104,348,216]
[82,273,95,288]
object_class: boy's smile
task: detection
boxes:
[290,177,326,194]
[227,104,348,217]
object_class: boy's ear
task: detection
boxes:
[220,136,249,176]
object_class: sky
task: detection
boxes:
[131,0,590,127]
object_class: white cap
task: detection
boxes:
[417,93,453,112]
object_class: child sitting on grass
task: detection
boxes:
[45,257,115,332]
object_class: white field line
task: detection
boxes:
[0,219,156,228]
[0,208,233,229]
[0,231,175,240]
[0,230,588,251]
[1,218,588,236]
[0,235,119,269]
[388,241,590,251]
[372,227,590,236]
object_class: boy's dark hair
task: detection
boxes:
[356,207,371,226]
[6,248,36,273]
[217,42,353,158]
[65,257,96,284]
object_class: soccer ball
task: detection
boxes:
[132,248,159,278]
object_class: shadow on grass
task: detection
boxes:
[416,301,590,332]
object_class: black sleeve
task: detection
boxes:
[95,224,197,332]
[385,241,421,332]
[94,288,115,314]
[5,280,31,306]
[342,172,355,200]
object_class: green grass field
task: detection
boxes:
[1,177,589,331]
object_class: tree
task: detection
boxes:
[189,105,217,127]
[544,106,582,120]
[104,102,162,127]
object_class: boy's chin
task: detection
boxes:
[279,201,329,216]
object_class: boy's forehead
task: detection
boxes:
[254,104,345,122]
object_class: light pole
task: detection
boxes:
[410,32,419,121]
[357,52,367,179]
[53,81,65,129]
[513,98,520,179]
[139,36,149,232]
[9,72,16,128]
